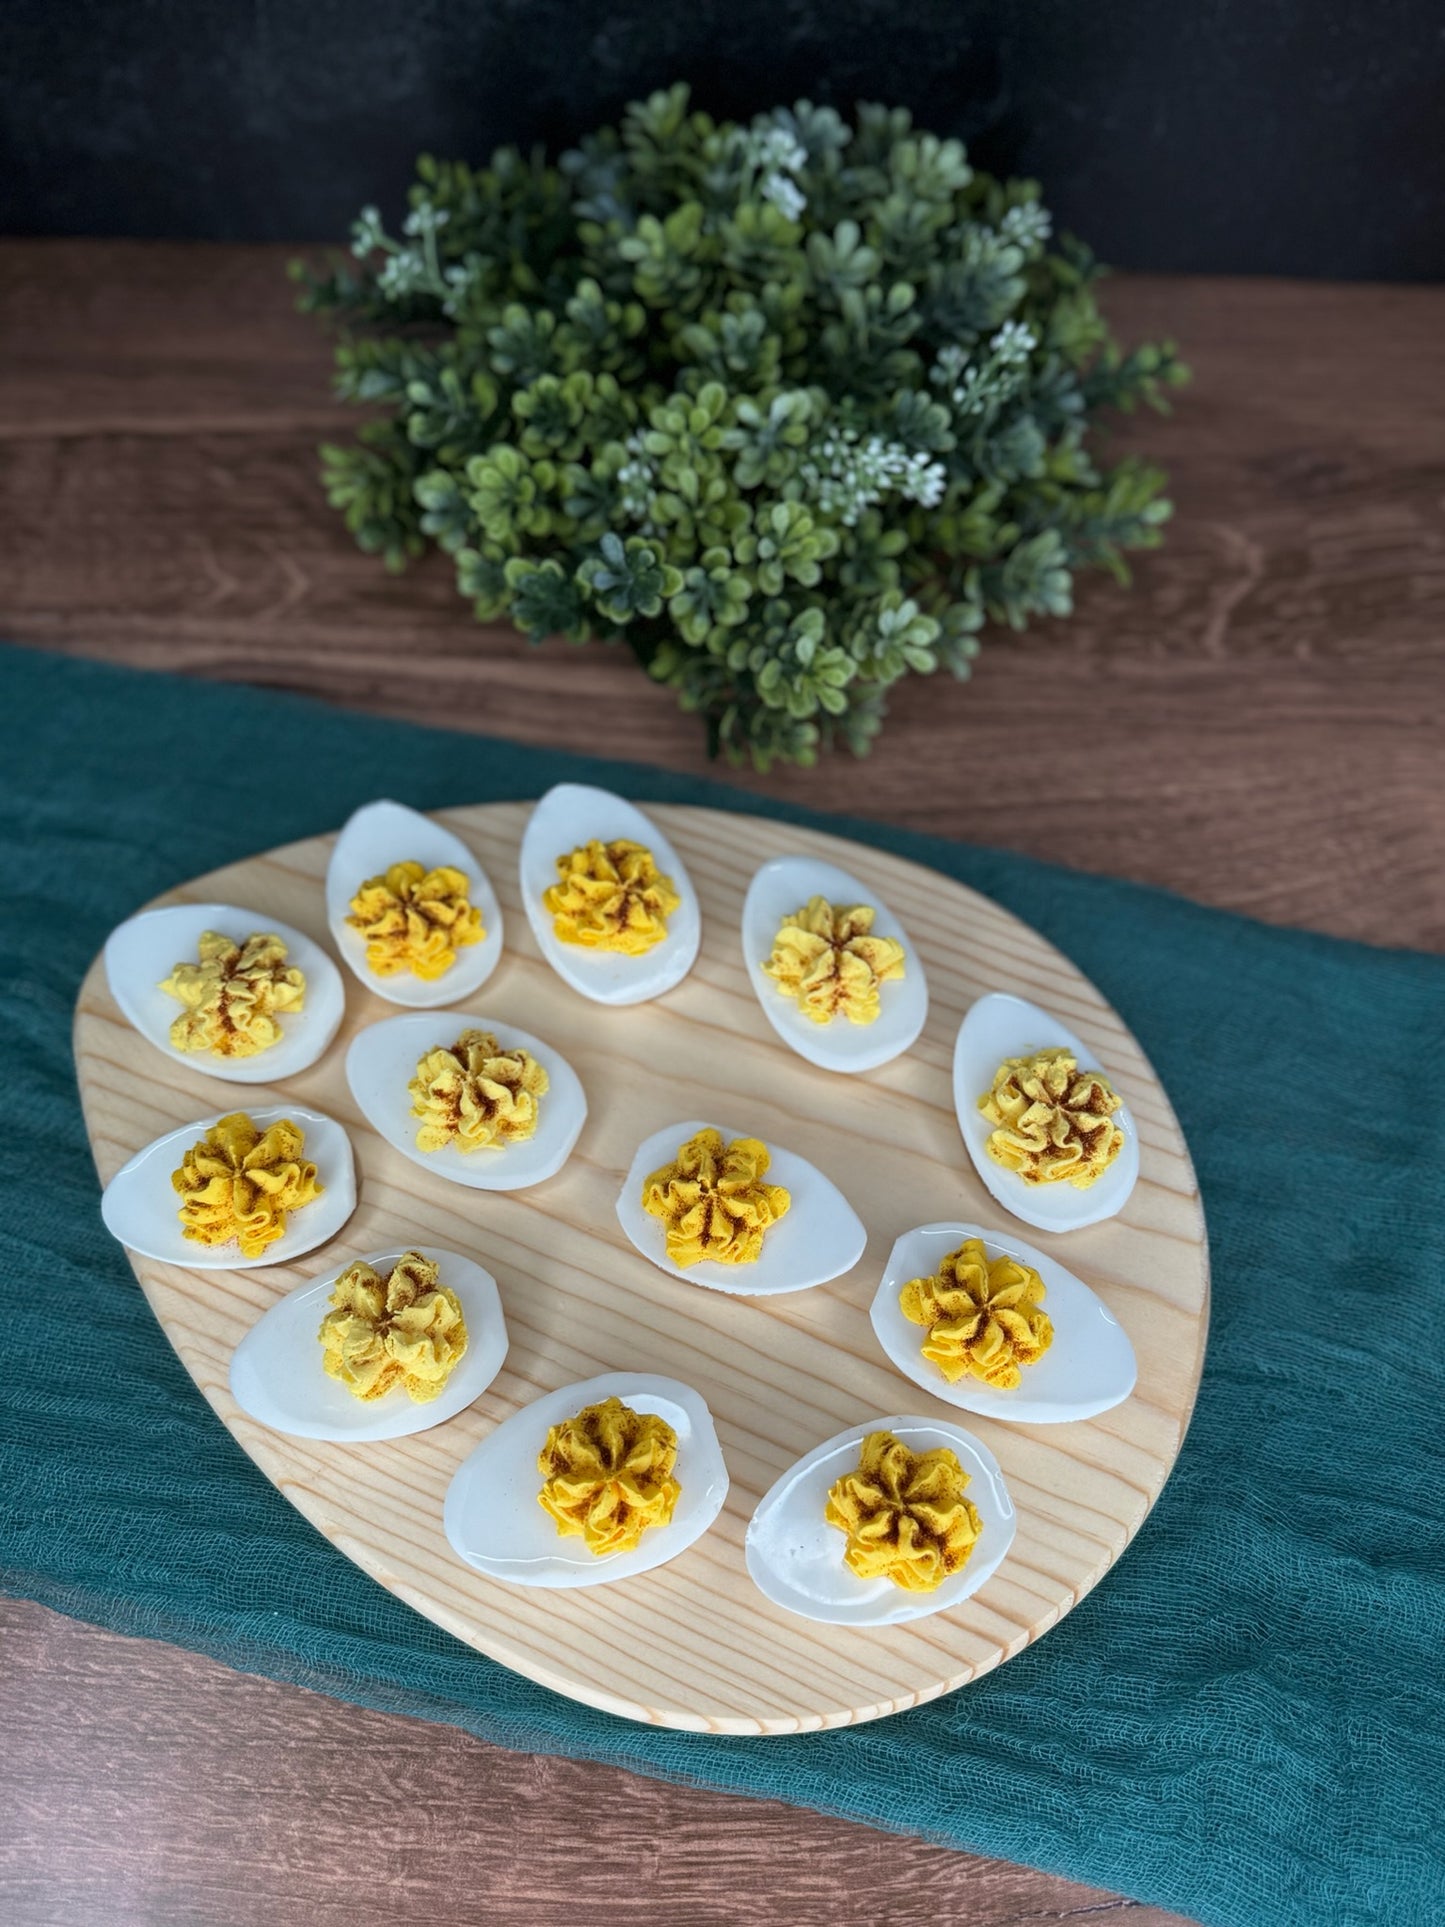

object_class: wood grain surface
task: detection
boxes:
[2,243,1443,950]
[0,1596,1187,1927]
[75,805,1207,1733]
[11,234,1437,1924]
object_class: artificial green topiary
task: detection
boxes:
[297,83,1186,769]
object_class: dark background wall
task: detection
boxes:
[4,0,1443,278]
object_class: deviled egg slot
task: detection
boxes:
[953,992,1140,1233]
[745,1416,1016,1626]
[100,1103,357,1270]
[229,1244,508,1443]
[519,784,700,1005]
[345,1011,586,1191]
[444,1372,728,1588]
[325,797,503,1006]
[616,1120,867,1296]
[742,855,928,1073]
[103,902,345,1083]
[870,1222,1138,1424]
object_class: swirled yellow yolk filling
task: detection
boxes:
[825,1430,982,1593]
[346,860,483,980]
[318,1249,468,1404]
[171,1112,322,1259]
[641,1127,790,1267]
[543,839,679,954]
[408,1028,548,1153]
[763,896,906,1025]
[159,931,305,1058]
[901,1238,1053,1389]
[538,1396,681,1556]
[978,1047,1125,1189]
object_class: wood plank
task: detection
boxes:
[0,1597,1187,1927]
[1,243,1442,951]
[75,804,1207,1733]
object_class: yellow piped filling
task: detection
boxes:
[409,1028,548,1153]
[318,1249,468,1404]
[543,839,679,954]
[763,896,905,1025]
[825,1430,982,1593]
[641,1127,790,1267]
[538,1396,681,1556]
[901,1237,1053,1389]
[171,1112,322,1259]
[978,1046,1125,1189]
[346,860,483,981]
[160,930,304,1058]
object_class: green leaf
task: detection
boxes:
[299,83,1185,768]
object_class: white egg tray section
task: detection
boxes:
[80,790,1194,1736]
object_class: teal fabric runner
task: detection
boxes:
[2,644,1441,1927]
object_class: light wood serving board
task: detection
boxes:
[75,804,1209,1736]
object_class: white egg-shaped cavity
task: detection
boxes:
[444,1371,728,1588]
[324,797,503,1007]
[953,992,1141,1233]
[741,855,928,1074]
[229,1244,508,1443]
[745,1415,1016,1627]
[103,903,346,1084]
[870,1221,1137,1424]
[615,1119,867,1297]
[100,1104,358,1270]
[518,784,700,1005]
[345,1012,586,1191]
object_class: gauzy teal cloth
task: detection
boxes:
[1,644,1441,1927]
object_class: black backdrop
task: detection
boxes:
[4,0,1443,278]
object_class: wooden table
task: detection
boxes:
[3,239,1442,1927]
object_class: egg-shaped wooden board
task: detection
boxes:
[74,803,1208,1736]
